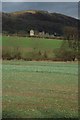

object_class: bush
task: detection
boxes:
[54,40,77,61]
[43,51,48,60]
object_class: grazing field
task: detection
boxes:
[2,36,63,49]
[2,60,78,118]
[2,36,64,60]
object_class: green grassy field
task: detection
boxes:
[2,60,78,118]
[2,36,63,49]
[2,36,64,60]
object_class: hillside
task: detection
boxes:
[2,10,79,36]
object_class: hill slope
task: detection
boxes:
[2,10,79,35]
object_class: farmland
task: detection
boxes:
[2,36,64,60]
[2,36,78,118]
[2,36,63,49]
[2,5,79,118]
[2,60,78,118]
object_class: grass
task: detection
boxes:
[2,36,63,50]
[2,36,64,60]
[2,60,78,118]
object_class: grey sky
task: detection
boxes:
[2,2,78,18]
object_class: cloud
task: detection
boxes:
[2,0,26,2]
[2,0,79,2]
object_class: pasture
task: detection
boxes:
[2,36,63,60]
[2,60,78,118]
[2,36,62,49]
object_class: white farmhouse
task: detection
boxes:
[30,30,34,36]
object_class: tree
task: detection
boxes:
[63,26,78,60]
[64,26,78,40]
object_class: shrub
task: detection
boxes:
[54,40,77,61]
[43,51,48,60]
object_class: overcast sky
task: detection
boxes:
[2,2,78,18]
[1,0,79,2]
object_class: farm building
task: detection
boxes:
[29,29,60,39]
[30,30,34,36]
[30,30,45,37]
